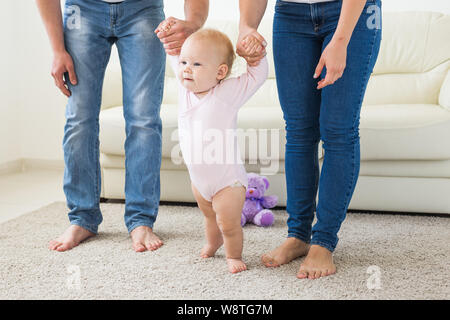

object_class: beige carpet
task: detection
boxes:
[0,202,449,300]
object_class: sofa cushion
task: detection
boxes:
[103,13,450,111]
[99,13,450,165]
[100,100,450,163]
[99,103,292,162]
[439,70,450,111]
[101,152,450,179]
[359,104,450,160]
[101,153,288,175]
[373,12,450,74]
[363,61,449,106]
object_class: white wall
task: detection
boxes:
[382,0,450,13]
[15,1,68,163]
[0,2,21,165]
[1,0,449,166]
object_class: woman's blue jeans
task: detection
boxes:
[273,0,382,252]
[62,0,165,234]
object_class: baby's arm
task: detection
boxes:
[241,55,269,96]
[157,18,184,82]
[216,55,269,109]
[165,54,186,109]
[167,54,181,81]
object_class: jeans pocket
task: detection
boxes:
[275,0,289,8]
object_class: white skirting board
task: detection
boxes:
[0,159,64,175]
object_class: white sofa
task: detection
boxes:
[98,12,450,214]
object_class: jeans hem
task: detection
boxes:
[287,233,311,244]
[310,240,335,253]
[127,221,155,234]
[70,220,99,235]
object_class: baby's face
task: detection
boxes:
[178,36,228,94]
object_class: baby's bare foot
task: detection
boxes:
[261,237,310,267]
[130,226,163,252]
[297,245,336,279]
[200,240,223,258]
[48,225,95,252]
[226,258,247,274]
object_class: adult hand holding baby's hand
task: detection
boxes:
[155,17,200,55]
[236,28,267,66]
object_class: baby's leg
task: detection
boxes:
[212,186,247,273]
[191,183,223,258]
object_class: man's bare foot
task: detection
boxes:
[297,245,336,279]
[261,237,310,267]
[48,225,95,252]
[227,258,247,274]
[130,226,163,252]
[200,240,223,258]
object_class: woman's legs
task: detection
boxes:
[262,1,322,267]
[298,0,382,278]
[265,0,381,277]
[310,1,382,253]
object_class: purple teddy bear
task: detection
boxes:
[241,173,278,227]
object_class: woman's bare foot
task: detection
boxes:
[227,258,247,274]
[200,239,223,258]
[48,225,95,252]
[297,245,336,279]
[261,237,310,267]
[130,226,163,252]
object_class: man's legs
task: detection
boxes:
[115,0,165,251]
[49,0,113,251]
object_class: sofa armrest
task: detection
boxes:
[439,69,450,111]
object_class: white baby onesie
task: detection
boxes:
[169,55,269,201]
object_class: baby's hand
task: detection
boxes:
[242,34,264,56]
[240,34,267,66]
[154,17,198,56]
[155,18,176,34]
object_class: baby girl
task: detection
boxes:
[157,19,268,273]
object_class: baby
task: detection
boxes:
[157,20,268,273]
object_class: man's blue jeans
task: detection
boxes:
[62,0,165,234]
[273,0,382,252]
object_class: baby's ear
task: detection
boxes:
[217,64,229,81]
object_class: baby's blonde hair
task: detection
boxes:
[189,28,236,77]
